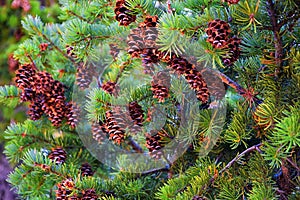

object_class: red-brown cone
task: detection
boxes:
[206,19,230,49]
[151,71,171,103]
[80,163,94,177]
[114,0,136,26]
[48,147,67,164]
[81,189,98,200]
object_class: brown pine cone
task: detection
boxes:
[109,44,120,60]
[15,63,36,90]
[168,56,193,75]
[145,131,166,159]
[222,36,241,66]
[151,71,171,103]
[184,68,210,103]
[76,62,95,89]
[65,102,80,128]
[127,28,144,58]
[28,96,44,120]
[140,15,159,28]
[81,189,98,200]
[141,48,160,74]
[114,0,136,26]
[91,121,107,144]
[101,81,119,96]
[128,101,144,126]
[48,147,67,164]
[66,45,77,58]
[206,19,230,49]
[80,163,94,177]
[105,107,131,145]
[55,187,72,200]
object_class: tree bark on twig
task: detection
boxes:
[266,0,284,69]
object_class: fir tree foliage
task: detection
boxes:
[0,0,299,199]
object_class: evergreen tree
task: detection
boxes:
[0,0,299,199]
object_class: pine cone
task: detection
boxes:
[15,63,36,90]
[168,56,193,75]
[80,163,94,177]
[28,95,44,120]
[105,107,131,145]
[109,44,120,59]
[45,99,66,127]
[202,71,226,100]
[20,88,36,102]
[151,71,171,103]
[101,81,119,96]
[140,15,159,28]
[192,195,205,200]
[56,179,77,200]
[127,28,144,58]
[206,19,230,49]
[114,0,136,26]
[184,68,210,103]
[145,131,165,159]
[128,101,144,126]
[55,187,72,200]
[81,189,98,200]
[65,102,80,128]
[141,48,160,74]
[222,36,241,66]
[91,121,107,144]
[48,147,67,164]
[76,63,95,90]
[66,45,77,58]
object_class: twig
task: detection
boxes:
[266,0,283,68]
[219,143,262,174]
[215,71,261,105]
[127,137,144,153]
[141,166,170,176]
[285,157,300,172]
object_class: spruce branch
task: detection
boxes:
[266,0,284,68]
[214,70,261,105]
[66,10,91,24]
[219,143,262,174]
[127,137,144,153]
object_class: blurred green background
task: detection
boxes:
[0,0,61,140]
[0,1,60,199]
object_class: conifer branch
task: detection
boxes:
[127,137,144,153]
[40,32,78,67]
[266,0,283,68]
[219,143,262,174]
[66,10,91,24]
[215,71,261,104]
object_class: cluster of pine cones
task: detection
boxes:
[126,16,210,103]
[15,63,79,128]
[205,19,241,66]
[56,178,98,200]
[92,103,144,145]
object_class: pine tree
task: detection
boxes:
[0,0,299,199]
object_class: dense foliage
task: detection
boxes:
[0,0,299,199]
